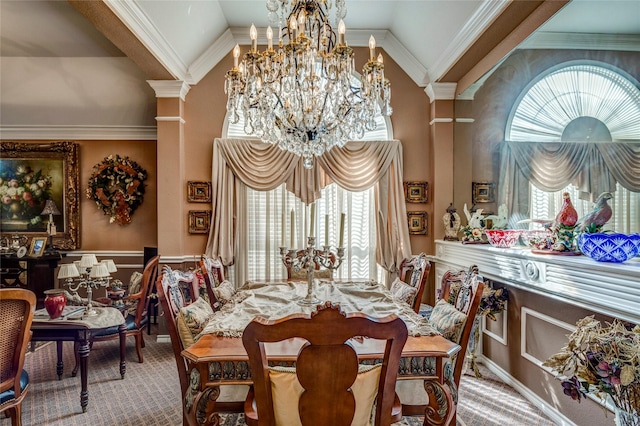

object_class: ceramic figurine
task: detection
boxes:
[576,192,613,233]
[443,203,461,241]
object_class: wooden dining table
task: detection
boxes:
[181,280,461,426]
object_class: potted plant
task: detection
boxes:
[544,316,640,426]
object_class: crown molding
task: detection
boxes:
[104,0,188,80]
[429,0,510,81]
[519,32,640,52]
[188,29,236,85]
[377,31,430,88]
[147,80,191,100]
[0,126,157,140]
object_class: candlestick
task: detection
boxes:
[250,24,257,51]
[310,203,316,237]
[339,213,345,247]
[233,44,240,68]
[325,215,329,246]
[290,209,295,248]
[267,26,273,50]
[338,20,345,45]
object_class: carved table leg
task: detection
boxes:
[56,341,64,379]
[77,332,90,413]
[185,367,221,425]
[118,323,127,378]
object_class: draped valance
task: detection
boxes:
[498,141,640,220]
[205,138,412,276]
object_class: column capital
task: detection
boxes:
[147,80,191,101]
[425,82,457,103]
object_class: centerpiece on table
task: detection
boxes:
[543,316,640,426]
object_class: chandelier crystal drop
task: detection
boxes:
[225,0,392,169]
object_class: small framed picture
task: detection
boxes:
[404,181,428,203]
[29,237,47,257]
[187,181,212,203]
[407,211,428,235]
[472,182,495,204]
[188,211,212,234]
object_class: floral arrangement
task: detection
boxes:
[543,316,640,419]
[0,163,53,226]
[446,282,509,321]
[86,155,147,225]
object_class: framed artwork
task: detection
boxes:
[472,182,495,204]
[404,181,428,203]
[187,181,212,203]
[29,237,47,257]
[189,210,212,234]
[0,142,80,250]
[407,211,428,235]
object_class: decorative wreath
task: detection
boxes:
[86,155,147,225]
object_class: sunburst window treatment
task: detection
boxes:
[498,63,640,229]
[204,138,411,286]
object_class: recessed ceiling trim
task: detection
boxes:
[188,29,236,85]
[104,0,188,81]
[429,0,510,82]
[0,126,157,140]
[520,32,640,52]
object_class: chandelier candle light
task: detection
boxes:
[225,0,392,169]
[57,254,116,316]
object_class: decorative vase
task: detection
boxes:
[615,407,640,426]
[43,289,66,319]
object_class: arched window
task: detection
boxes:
[504,62,640,233]
[223,85,393,283]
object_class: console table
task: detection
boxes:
[0,252,63,308]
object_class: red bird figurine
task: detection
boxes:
[555,192,578,227]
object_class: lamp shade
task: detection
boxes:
[79,254,99,269]
[58,263,80,279]
[89,263,110,279]
[101,259,117,273]
[40,199,61,216]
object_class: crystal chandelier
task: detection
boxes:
[225,0,392,169]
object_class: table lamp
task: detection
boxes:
[40,200,61,255]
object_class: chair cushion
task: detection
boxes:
[429,299,468,343]
[0,369,29,404]
[212,280,235,304]
[268,364,381,426]
[128,271,143,295]
[390,277,418,305]
[176,297,214,347]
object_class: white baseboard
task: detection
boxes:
[156,335,171,343]
[478,356,576,426]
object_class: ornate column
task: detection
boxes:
[426,83,456,241]
[147,80,190,256]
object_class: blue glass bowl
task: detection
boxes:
[577,233,640,263]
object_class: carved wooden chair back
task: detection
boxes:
[398,253,431,313]
[438,264,485,388]
[242,302,407,426]
[90,255,159,364]
[156,265,196,399]
[0,288,36,426]
[199,255,225,306]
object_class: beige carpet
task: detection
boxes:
[5,330,555,426]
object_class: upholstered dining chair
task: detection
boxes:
[0,288,36,426]
[398,264,485,423]
[86,255,159,365]
[157,266,247,424]
[391,253,430,313]
[242,302,408,426]
[199,255,226,308]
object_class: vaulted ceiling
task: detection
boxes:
[1,0,639,138]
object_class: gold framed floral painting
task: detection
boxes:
[0,142,80,250]
[407,211,428,235]
[187,181,212,203]
[189,210,212,234]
